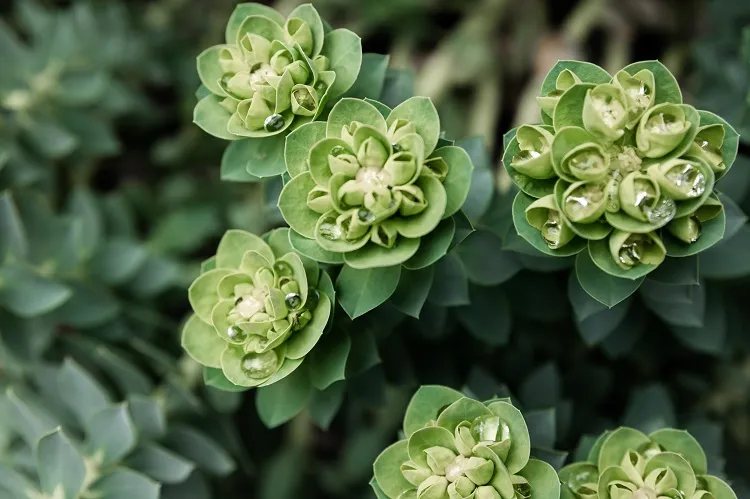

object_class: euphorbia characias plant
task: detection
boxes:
[504,60,739,287]
[182,229,332,388]
[371,386,559,499]
[194,3,362,143]
[560,427,738,499]
[278,96,474,269]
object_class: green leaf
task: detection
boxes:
[225,4,284,43]
[23,119,78,159]
[58,359,110,424]
[52,282,120,328]
[373,440,413,498]
[90,239,148,285]
[278,172,321,239]
[588,237,659,279]
[128,396,166,439]
[343,237,420,269]
[390,266,434,319]
[216,229,274,268]
[517,458,560,499]
[403,217,455,270]
[36,428,86,499]
[457,137,494,222]
[289,3,325,56]
[256,363,314,428]
[670,290,726,354]
[285,292,331,359]
[327,98,387,138]
[309,329,351,390]
[321,28,363,97]
[540,61,611,96]
[288,228,345,264]
[67,188,102,259]
[233,136,287,177]
[700,225,750,279]
[164,425,235,476]
[85,404,136,466]
[456,285,512,346]
[553,83,596,130]
[649,428,707,474]
[641,282,705,327]
[0,464,39,497]
[430,145,474,218]
[575,250,643,307]
[188,269,231,324]
[126,443,195,484]
[343,53,389,100]
[426,253,469,306]
[387,96,440,155]
[0,264,72,318]
[403,385,463,437]
[380,68,415,108]
[193,95,236,141]
[646,255,699,285]
[346,329,381,377]
[664,207,726,257]
[623,384,676,434]
[203,367,247,392]
[512,192,587,257]
[196,45,226,96]
[4,388,58,446]
[456,229,522,285]
[622,60,682,105]
[0,191,28,261]
[285,122,326,177]
[336,264,401,319]
[220,140,260,182]
[90,469,159,499]
[697,110,740,179]
[309,382,345,430]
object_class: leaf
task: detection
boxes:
[458,136,495,222]
[284,122,326,177]
[327,98,387,138]
[345,330,381,377]
[387,96,440,155]
[85,404,136,466]
[456,285,512,346]
[512,192,587,257]
[58,359,110,424]
[343,237,421,269]
[193,95,236,141]
[336,264,401,319]
[23,119,78,159]
[373,440,413,498]
[575,250,643,307]
[380,68,415,108]
[520,363,561,409]
[699,225,750,279]
[289,3,325,56]
[90,239,148,285]
[126,443,195,484]
[623,384,676,434]
[342,53,389,100]
[403,217,455,270]
[36,428,86,499]
[0,264,72,318]
[4,388,58,446]
[232,135,287,177]
[203,367,247,392]
[670,289,726,354]
[646,255,699,285]
[516,458,561,499]
[225,4,284,43]
[0,191,28,261]
[163,425,235,476]
[390,266,434,318]
[664,206,726,257]
[622,60,682,105]
[309,328,351,390]
[52,282,120,328]
[456,229,522,286]
[90,469,160,499]
[182,314,225,369]
[128,396,166,439]
[426,253,469,306]
[429,145,474,218]
[525,409,556,449]
[67,188,102,259]
[288,229,345,264]
[403,385,463,437]
[588,237,659,280]
[577,298,632,346]
[196,45,225,96]
[309,382,345,430]
[220,140,261,182]
[321,28,363,97]
[540,61,611,96]
[256,364,314,428]
[0,464,39,497]
[641,282,706,327]
[278,172,322,239]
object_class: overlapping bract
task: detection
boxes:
[183,229,331,388]
[194,3,362,140]
[504,61,739,279]
[279,97,474,269]
[372,386,559,499]
[561,427,737,499]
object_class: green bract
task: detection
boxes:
[279,97,474,269]
[560,427,738,499]
[194,3,362,140]
[182,229,332,388]
[372,386,559,499]
[504,60,739,281]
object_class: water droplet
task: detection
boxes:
[686,216,702,243]
[647,113,683,134]
[564,183,605,220]
[221,74,232,87]
[392,142,403,153]
[274,261,293,276]
[513,149,542,163]
[358,208,376,223]
[293,88,316,111]
[665,162,706,198]
[241,350,279,379]
[470,415,501,442]
[514,482,532,499]
[645,197,676,225]
[696,139,722,158]
[618,240,642,267]
[285,292,302,309]
[542,211,562,249]
[314,81,327,93]
[568,150,601,172]
[319,221,342,240]
[263,113,285,132]
[330,145,346,157]
[227,325,247,342]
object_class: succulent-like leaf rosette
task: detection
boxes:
[182,229,332,388]
[278,97,474,269]
[194,3,362,140]
[372,386,559,499]
[561,427,738,499]
[504,60,740,285]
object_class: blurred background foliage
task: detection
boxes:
[0,0,748,498]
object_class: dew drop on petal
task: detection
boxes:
[645,197,676,225]
[665,163,706,198]
[285,292,302,309]
[227,325,247,342]
[319,221,342,241]
[330,145,346,157]
[357,208,376,223]
[241,350,279,379]
[263,113,285,132]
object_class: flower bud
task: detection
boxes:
[270,48,293,74]
[537,69,581,117]
[474,485,502,499]
[357,137,390,168]
[238,93,273,130]
[463,457,494,486]
[644,467,678,495]
[291,84,319,116]
[526,195,576,249]
[306,186,333,213]
[455,424,478,457]
[384,152,418,186]
[636,103,692,158]
[285,17,314,56]
[218,46,246,75]
[401,461,431,486]
[647,159,707,200]
[613,69,655,126]
[388,118,418,143]
[609,230,666,270]
[395,184,427,217]
[563,180,609,223]
[425,446,458,475]
[608,484,637,499]
[423,157,449,182]
[418,475,450,499]
[620,450,647,484]
[313,55,329,72]
[688,124,725,173]
[510,125,555,179]
[285,60,311,85]
[448,477,477,499]
[561,142,610,181]
[238,34,272,67]
[582,84,628,141]
[618,171,661,223]
[328,150,360,177]
[695,197,723,222]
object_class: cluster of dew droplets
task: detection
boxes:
[618,234,648,267]
[627,79,651,110]
[665,162,707,198]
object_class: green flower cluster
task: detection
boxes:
[279,97,473,269]
[561,427,738,499]
[372,386,559,499]
[182,229,332,388]
[195,3,362,140]
[505,61,739,279]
